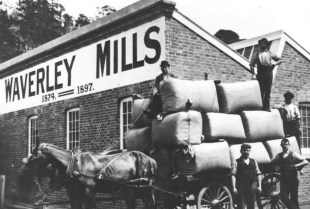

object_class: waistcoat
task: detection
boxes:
[236,158,258,183]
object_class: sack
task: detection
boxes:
[216,80,262,114]
[132,99,152,128]
[174,141,231,178]
[202,113,246,143]
[229,142,271,167]
[160,77,219,113]
[152,111,203,148]
[241,110,285,142]
[125,126,152,155]
[264,136,300,160]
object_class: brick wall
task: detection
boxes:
[272,42,310,105]
[165,18,252,82]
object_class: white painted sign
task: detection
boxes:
[0,18,165,114]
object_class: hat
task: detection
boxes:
[160,60,170,67]
[284,91,294,99]
[241,143,251,150]
[258,38,269,45]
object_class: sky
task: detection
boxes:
[5,0,310,52]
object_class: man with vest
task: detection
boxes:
[250,38,282,111]
[271,138,309,209]
[231,143,262,209]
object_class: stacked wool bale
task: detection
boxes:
[215,80,294,172]
[125,98,153,155]
[151,77,231,180]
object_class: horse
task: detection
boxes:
[16,142,157,209]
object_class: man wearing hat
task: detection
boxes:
[144,60,176,118]
[250,38,282,111]
[282,91,302,148]
[231,143,262,209]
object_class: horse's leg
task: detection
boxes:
[66,184,84,209]
[121,187,136,209]
[142,187,156,209]
[84,185,96,209]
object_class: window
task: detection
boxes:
[28,116,38,156]
[243,46,253,60]
[67,108,80,150]
[299,103,310,155]
[120,97,133,149]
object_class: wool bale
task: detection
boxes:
[125,126,152,155]
[264,136,300,160]
[173,141,231,177]
[152,111,203,148]
[160,77,219,113]
[241,110,285,142]
[229,142,271,168]
[216,80,262,114]
[132,98,152,128]
[202,113,246,143]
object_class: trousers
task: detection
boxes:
[284,120,301,148]
[257,67,273,110]
[280,176,299,209]
[236,181,258,209]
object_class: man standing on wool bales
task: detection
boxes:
[250,38,282,112]
[271,138,309,209]
[231,143,262,209]
[144,60,177,119]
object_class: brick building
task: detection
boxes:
[0,0,309,208]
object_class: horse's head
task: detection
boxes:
[15,143,67,197]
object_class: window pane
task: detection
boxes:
[243,46,253,59]
[128,113,132,124]
[128,102,132,113]
[123,102,127,112]
[237,48,244,55]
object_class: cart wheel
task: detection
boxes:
[257,173,286,209]
[197,184,233,209]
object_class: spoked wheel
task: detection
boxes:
[197,184,233,209]
[257,173,287,209]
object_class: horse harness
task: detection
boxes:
[66,151,155,184]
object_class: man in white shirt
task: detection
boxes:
[283,91,302,148]
[250,38,282,111]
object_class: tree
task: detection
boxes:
[95,5,116,19]
[74,14,92,28]
[16,0,65,50]
[62,13,74,33]
[0,6,22,62]
[214,29,240,44]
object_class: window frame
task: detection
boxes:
[66,108,80,150]
[299,102,310,157]
[119,97,133,149]
[28,115,38,156]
